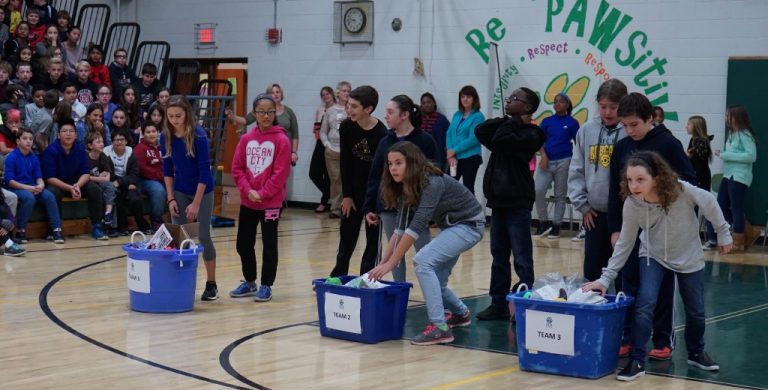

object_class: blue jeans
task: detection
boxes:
[12,188,61,230]
[534,157,570,224]
[380,211,430,282]
[414,222,484,325]
[140,179,167,222]
[630,258,705,361]
[489,207,534,308]
[620,243,674,349]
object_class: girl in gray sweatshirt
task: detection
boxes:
[583,151,731,381]
[369,141,484,346]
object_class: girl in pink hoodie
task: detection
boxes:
[230,93,291,302]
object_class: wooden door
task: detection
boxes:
[215,68,247,174]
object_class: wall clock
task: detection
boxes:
[343,7,366,34]
[334,1,374,45]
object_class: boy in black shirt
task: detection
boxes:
[330,85,386,277]
[475,87,545,320]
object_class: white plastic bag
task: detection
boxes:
[343,273,387,289]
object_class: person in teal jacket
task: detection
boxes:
[711,105,758,251]
[445,85,485,194]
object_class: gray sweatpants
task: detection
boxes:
[173,190,216,261]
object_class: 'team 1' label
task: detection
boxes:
[127,257,150,293]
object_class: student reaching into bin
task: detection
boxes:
[161,95,218,302]
[369,141,485,346]
[582,150,731,382]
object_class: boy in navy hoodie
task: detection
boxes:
[42,118,107,240]
[608,92,697,360]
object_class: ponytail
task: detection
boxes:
[391,94,422,129]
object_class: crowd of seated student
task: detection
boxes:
[0,0,170,255]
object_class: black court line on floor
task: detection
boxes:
[35,226,344,390]
[39,255,254,389]
[219,322,318,389]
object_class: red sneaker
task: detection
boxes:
[618,343,631,357]
[445,310,471,328]
[649,346,673,360]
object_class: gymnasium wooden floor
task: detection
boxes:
[3,187,767,389]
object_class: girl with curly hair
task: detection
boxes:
[583,150,732,382]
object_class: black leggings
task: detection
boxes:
[236,205,279,286]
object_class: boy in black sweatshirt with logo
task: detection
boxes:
[330,85,386,277]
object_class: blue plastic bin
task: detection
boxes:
[507,291,634,379]
[313,276,412,344]
[123,243,202,313]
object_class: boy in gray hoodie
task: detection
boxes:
[567,79,628,282]
[583,151,731,382]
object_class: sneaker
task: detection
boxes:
[329,212,340,219]
[475,305,510,321]
[687,351,719,371]
[649,346,672,360]
[547,225,561,239]
[618,343,631,357]
[254,285,272,302]
[701,240,717,251]
[201,281,219,301]
[572,227,586,242]
[617,360,645,381]
[91,223,108,241]
[103,212,114,225]
[52,229,65,244]
[533,222,552,237]
[229,281,258,297]
[15,230,28,244]
[411,323,454,345]
[446,309,471,328]
[3,242,26,257]
[117,230,130,237]
[315,204,327,213]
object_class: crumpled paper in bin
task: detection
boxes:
[531,272,607,304]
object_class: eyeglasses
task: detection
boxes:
[98,92,111,96]
[254,110,276,116]
[115,54,127,58]
[506,94,529,105]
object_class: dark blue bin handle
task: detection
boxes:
[178,239,197,268]
[131,231,147,244]
[516,283,529,293]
